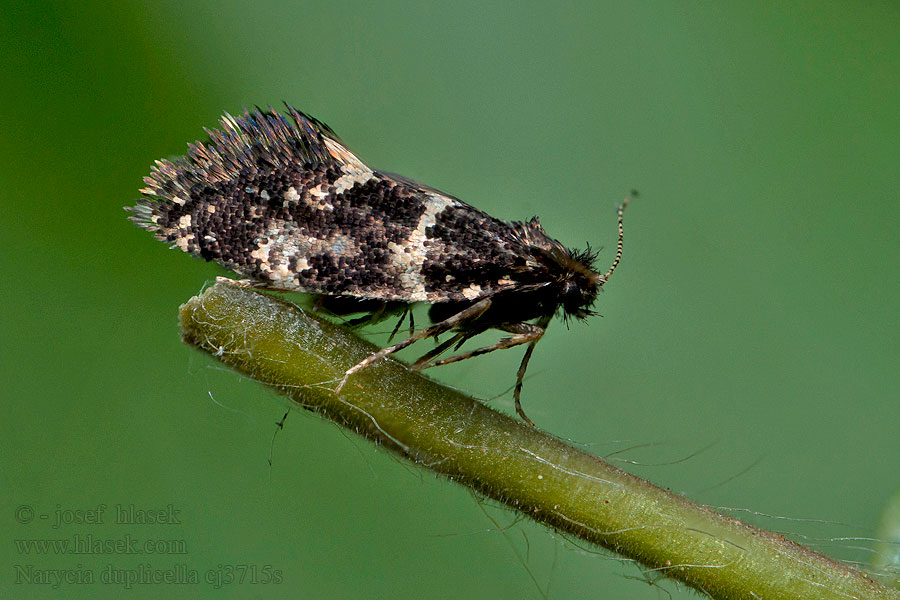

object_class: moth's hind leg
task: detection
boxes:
[317,297,407,328]
[215,276,272,289]
[343,308,386,328]
[411,332,467,368]
[333,298,492,394]
[412,321,545,370]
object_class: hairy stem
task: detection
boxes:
[179,282,897,600]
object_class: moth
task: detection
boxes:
[128,105,630,425]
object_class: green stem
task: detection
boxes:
[179,282,898,600]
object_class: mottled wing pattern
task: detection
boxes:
[129,106,557,303]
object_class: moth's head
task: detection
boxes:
[517,194,631,321]
[556,193,632,321]
[559,248,601,320]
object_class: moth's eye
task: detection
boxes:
[561,276,598,319]
[561,281,585,310]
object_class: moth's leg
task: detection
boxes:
[345,310,380,328]
[512,316,551,426]
[414,321,545,370]
[415,317,551,426]
[334,298,492,394]
[387,307,411,343]
[411,333,467,369]
[215,276,274,290]
[343,301,394,328]
[512,341,540,426]
[322,298,407,329]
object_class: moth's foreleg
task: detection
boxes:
[512,316,551,426]
[513,340,540,426]
[333,298,492,394]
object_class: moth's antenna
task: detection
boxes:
[597,190,636,286]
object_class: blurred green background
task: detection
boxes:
[2,2,898,598]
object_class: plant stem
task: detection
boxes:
[179,281,898,600]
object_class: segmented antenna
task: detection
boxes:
[598,190,636,286]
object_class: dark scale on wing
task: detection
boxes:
[328,178,428,243]
[154,161,339,272]
[284,178,429,293]
[423,204,541,297]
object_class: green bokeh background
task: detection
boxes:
[3,2,898,598]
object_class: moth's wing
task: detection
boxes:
[128,106,535,303]
[376,171,471,206]
[377,174,543,303]
[129,105,379,290]
[131,106,356,227]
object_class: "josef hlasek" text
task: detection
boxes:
[53,504,181,529]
